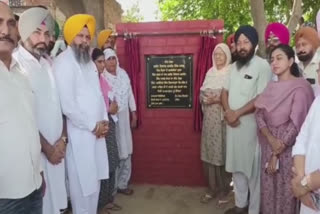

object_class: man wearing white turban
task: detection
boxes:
[53,14,110,214]
[13,7,68,214]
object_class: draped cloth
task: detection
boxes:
[255,78,314,131]
[193,36,217,131]
[125,37,141,127]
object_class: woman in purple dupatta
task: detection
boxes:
[255,45,314,214]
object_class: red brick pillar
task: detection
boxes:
[116,20,224,186]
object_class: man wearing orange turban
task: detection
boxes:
[295,27,320,93]
[53,14,110,214]
[98,29,116,50]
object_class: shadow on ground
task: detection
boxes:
[102,185,234,214]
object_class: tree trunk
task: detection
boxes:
[287,0,303,35]
[82,0,105,34]
[54,0,85,18]
[54,0,105,44]
[250,0,268,57]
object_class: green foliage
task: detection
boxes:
[122,2,144,23]
[159,0,319,35]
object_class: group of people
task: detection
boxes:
[2,1,320,214]
[200,20,320,214]
[0,3,137,214]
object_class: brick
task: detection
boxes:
[115,19,225,187]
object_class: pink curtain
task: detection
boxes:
[125,37,141,127]
[193,36,217,131]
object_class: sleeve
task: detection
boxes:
[257,60,272,94]
[282,121,298,147]
[256,109,267,129]
[53,59,96,131]
[292,98,318,156]
[284,89,310,147]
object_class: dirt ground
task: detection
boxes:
[99,185,234,214]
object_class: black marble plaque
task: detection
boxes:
[146,55,193,108]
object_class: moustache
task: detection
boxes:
[297,52,307,56]
[34,42,47,49]
[0,35,14,44]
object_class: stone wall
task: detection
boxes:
[10,0,123,31]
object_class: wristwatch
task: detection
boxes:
[61,136,68,144]
[301,175,311,191]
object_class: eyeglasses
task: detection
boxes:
[267,37,280,44]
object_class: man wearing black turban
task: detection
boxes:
[234,25,259,68]
[221,25,272,214]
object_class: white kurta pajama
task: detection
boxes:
[224,56,272,214]
[293,96,320,214]
[54,47,109,214]
[103,50,136,190]
[13,45,67,214]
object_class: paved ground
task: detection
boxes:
[100,185,234,214]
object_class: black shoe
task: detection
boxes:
[224,206,248,214]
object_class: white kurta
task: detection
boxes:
[293,96,320,214]
[13,45,67,214]
[53,47,109,197]
[299,49,320,94]
[103,69,136,160]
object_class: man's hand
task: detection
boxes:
[48,147,64,165]
[300,193,317,210]
[109,101,118,115]
[40,172,46,197]
[291,175,309,198]
[224,109,240,124]
[228,120,240,127]
[54,138,66,157]
[93,120,109,138]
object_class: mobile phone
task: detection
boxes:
[306,78,316,85]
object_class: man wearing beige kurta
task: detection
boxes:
[222,25,272,214]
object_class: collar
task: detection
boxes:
[17,44,50,67]
[0,57,19,72]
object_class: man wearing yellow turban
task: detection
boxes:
[14,7,68,214]
[98,29,116,50]
[53,14,110,214]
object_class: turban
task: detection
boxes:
[63,14,96,45]
[235,25,259,48]
[295,27,320,49]
[91,48,104,61]
[18,7,54,42]
[98,29,113,49]
[226,34,235,49]
[265,22,290,45]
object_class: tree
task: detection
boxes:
[159,0,316,56]
[122,1,144,23]
[54,0,105,34]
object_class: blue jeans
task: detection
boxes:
[0,187,43,214]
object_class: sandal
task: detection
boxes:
[118,188,134,195]
[105,203,122,211]
[200,193,214,204]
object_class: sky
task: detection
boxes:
[117,0,160,22]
